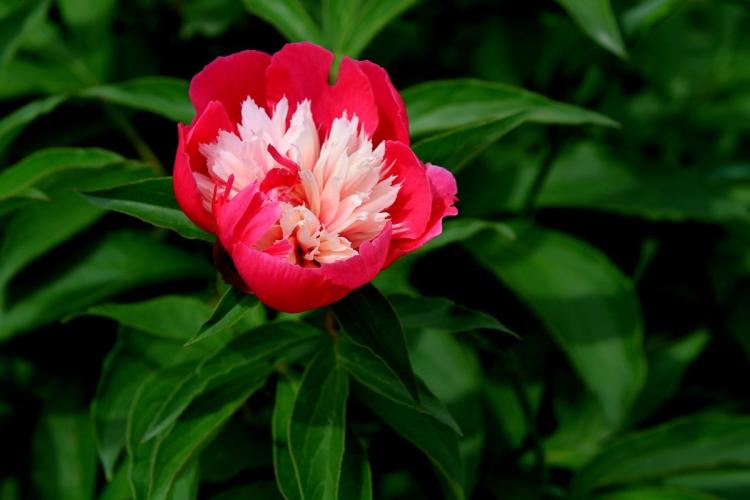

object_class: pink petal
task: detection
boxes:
[323,57,379,138]
[358,60,410,144]
[384,141,432,241]
[189,50,271,124]
[265,42,333,118]
[173,101,234,233]
[319,223,391,288]
[387,163,458,265]
[232,244,352,313]
[214,182,281,252]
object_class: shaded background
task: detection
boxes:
[1,0,750,499]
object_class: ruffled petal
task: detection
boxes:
[265,42,333,118]
[173,101,234,233]
[232,244,352,313]
[189,50,271,124]
[214,182,281,253]
[358,60,410,144]
[384,141,432,241]
[387,163,458,265]
[319,223,391,288]
[323,57,379,138]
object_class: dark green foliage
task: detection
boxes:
[1,0,750,499]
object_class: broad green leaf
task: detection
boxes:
[412,113,529,171]
[100,465,131,500]
[32,410,97,500]
[187,287,259,346]
[128,375,265,500]
[573,414,750,493]
[356,383,465,500]
[323,0,421,59]
[599,486,715,500]
[57,0,117,27]
[210,482,281,500]
[464,222,646,426]
[632,330,711,424]
[557,0,627,58]
[389,294,515,337]
[0,164,151,303]
[537,143,750,222]
[337,335,461,435]
[666,470,750,499]
[83,177,213,241]
[403,79,617,138]
[0,0,49,70]
[410,330,484,494]
[242,0,323,43]
[0,95,65,157]
[273,377,302,500]
[0,230,213,341]
[84,296,211,341]
[289,344,349,500]
[199,416,272,482]
[338,433,373,500]
[79,77,193,123]
[140,322,319,443]
[332,284,418,400]
[622,0,680,35]
[180,0,245,39]
[0,147,124,200]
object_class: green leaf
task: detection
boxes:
[0,0,49,71]
[337,335,461,436]
[84,296,212,341]
[631,330,711,424]
[412,113,529,172]
[79,77,193,123]
[210,482,281,500]
[242,0,323,43]
[403,79,618,138]
[273,377,302,500]
[410,330,484,494]
[199,415,272,483]
[323,0,421,59]
[83,177,213,241]
[338,433,373,500]
[57,0,117,27]
[598,486,716,500]
[537,142,750,222]
[389,294,515,337]
[464,222,646,427]
[289,344,349,500]
[332,284,418,400]
[180,0,246,39]
[356,382,465,500]
[0,147,124,201]
[187,287,259,346]
[0,230,214,341]
[557,0,627,58]
[32,409,97,500]
[0,95,65,157]
[128,375,264,500]
[140,322,318,443]
[573,414,750,493]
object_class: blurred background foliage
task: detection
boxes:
[1,0,750,499]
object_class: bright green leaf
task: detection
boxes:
[83,177,213,241]
[557,0,628,58]
[242,0,323,43]
[187,287,259,346]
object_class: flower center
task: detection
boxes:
[196,97,401,265]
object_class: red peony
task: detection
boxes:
[173,42,457,312]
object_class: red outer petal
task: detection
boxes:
[189,50,271,124]
[387,163,458,265]
[358,60,410,145]
[173,101,234,233]
[319,223,391,288]
[232,244,352,313]
[323,57,379,138]
[214,182,281,253]
[265,42,333,117]
[384,141,432,241]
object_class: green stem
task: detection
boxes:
[103,105,165,175]
[522,128,561,218]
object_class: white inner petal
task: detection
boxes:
[197,96,401,265]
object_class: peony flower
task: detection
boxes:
[173,42,457,312]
